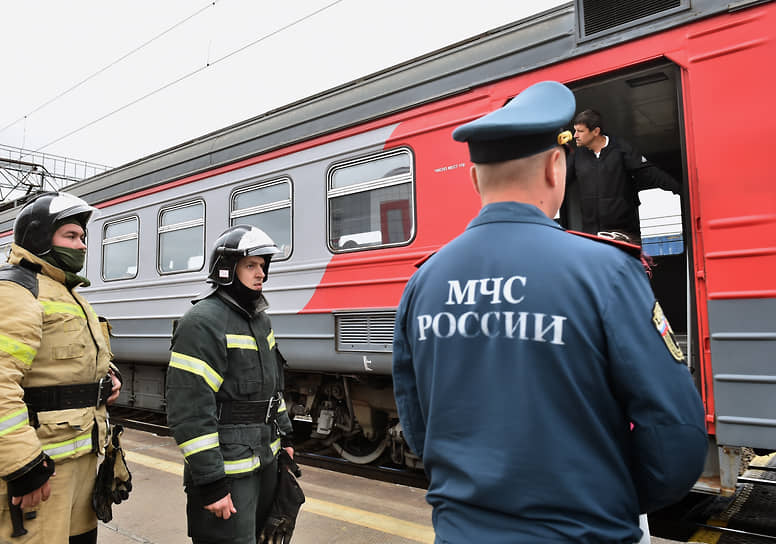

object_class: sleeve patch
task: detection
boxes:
[652,301,685,362]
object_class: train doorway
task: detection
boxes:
[564,60,694,366]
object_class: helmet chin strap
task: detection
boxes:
[222,276,261,312]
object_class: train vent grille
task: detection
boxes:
[336,312,395,353]
[577,0,686,40]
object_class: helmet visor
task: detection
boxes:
[49,193,99,226]
[237,228,279,257]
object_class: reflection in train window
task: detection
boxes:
[158,201,205,274]
[79,231,87,276]
[230,179,292,260]
[0,243,10,265]
[327,148,414,252]
[102,217,139,280]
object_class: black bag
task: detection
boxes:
[258,450,305,544]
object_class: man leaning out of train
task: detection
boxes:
[166,225,298,544]
[0,191,123,544]
[392,80,708,544]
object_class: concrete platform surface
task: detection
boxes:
[97,428,680,543]
[98,427,433,544]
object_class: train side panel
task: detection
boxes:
[677,5,776,450]
[84,125,400,376]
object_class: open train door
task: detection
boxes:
[565,60,692,370]
[564,62,733,490]
[566,36,776,493]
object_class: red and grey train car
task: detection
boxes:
[2,0,774,492]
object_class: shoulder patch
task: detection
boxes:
[652,301,685,362]
[566,230,642,259]
[0,265,39,298]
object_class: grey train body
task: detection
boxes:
[1,0,774,479]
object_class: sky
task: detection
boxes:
[0,0,566,170]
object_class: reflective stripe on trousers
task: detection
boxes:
[42,432,92,460]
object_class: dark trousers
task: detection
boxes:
[188,460,278,544]
[69,528,97,544]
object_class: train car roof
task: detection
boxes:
[0,0,736,232]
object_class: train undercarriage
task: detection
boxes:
[113,362,422,470]
[281,371,421,470]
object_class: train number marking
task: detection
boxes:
[433,163,466,174]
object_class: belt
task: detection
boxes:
[217,396,281,425]
[24,377,113,413]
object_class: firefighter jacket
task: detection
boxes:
[166,289,293,492]
[0,244,111,490]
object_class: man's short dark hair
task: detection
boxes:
[573,109,602,131]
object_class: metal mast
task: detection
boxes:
[0,144,110,211]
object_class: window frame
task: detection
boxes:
[326,147,415,253]
[157,199,206,275]
[229,178,293,261]
[101,215,140,281]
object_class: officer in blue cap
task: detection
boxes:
[392,81,707,544]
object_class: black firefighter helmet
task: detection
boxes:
[207,225,280,286]
[13,191,97,255]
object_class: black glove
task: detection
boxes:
[258,450,305,544]
[92,424,133,522]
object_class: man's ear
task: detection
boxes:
[470,165,481,196]
[545,148,563,188]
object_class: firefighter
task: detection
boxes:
[0,191,121,543]
[166,225,295,544]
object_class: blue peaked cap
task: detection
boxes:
[452,81,576,163]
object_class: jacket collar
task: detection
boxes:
[212,288,269,319]
[467,201,564,231]
[7,244,68,285]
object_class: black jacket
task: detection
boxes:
[166,290,293,502]
[561,135,680,236]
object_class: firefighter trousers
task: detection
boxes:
[0,454,98,544]
[187,458,278,544]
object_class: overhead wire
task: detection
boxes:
[0,0,219,137]
[33,0,346,154]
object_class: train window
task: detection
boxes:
[102,217,139,280]
[230,179,292,260]
[158,201,205,274]
[327,148,414,252]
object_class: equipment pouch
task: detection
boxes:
[92,424,133,523]
[258,450,305,544]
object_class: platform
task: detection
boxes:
[675,453,776,543]
[97,428,682,543]
[99,427,434,543]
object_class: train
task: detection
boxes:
[2,0,775,494]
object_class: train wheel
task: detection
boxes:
[332,432,389,465]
